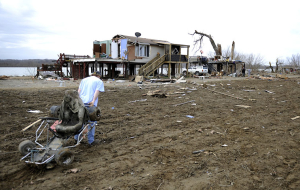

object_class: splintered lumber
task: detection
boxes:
[291,116,300,120]
[145,90,161,96]
[0,75,9,80]
[173,100,195,107]
[276,74,288,79]
[206,89,247,101]
[150,79,176,83]
[259,76,274,80]
[21,119,42,132]
[235,105,251,108]
[143,90,166,98]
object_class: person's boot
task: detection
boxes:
[90,139,100,146]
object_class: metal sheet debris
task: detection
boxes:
[27,110,43,113]
[265,90,274,93]
[193,150,205,154]
[186,115,194,118]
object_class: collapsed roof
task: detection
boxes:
[112,34,171,45]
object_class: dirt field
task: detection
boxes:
[1,75,300,190]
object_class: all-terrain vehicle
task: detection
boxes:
[18,90,101,168]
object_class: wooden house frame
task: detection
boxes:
[91,34,190,79]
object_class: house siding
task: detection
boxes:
[126,45,164,63]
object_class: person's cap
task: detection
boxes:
[92,71,101,76]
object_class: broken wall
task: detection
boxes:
[127,45,164,62]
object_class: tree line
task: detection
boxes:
[0,59,56,67]
[210,47,300,71]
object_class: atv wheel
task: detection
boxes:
[18,140,36,156]
[55,148,74,166]
[195,71,200,76]
[87,106,101,121]
[49,105,61,118]
[183,71,187,76]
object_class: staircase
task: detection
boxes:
[138,54,160,76]
[141,54,166,77]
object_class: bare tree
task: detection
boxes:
[286,53,300,67]
[207,51,215,58]
[269,62,274,73]
[190,30,221,56]
[234,52,246,61]
[242,53,265,71]
[222,46,231,59]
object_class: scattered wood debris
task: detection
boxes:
[291,116,300,120]
[21,119,42,132]
[128,99,147,103]
[173,100,195,107]
[175,76,186,83]
[276,74,288,79]
[65,168,81,174]
[145,90,161,95]
[0,75,9,80]
[142,90,166,98]
[192,150,205,154]
[257,76,274,80]
[235,105,251,108]
[107,89,117,92]
[206,89,247,101]
[265,90,274,94]
[174,91,185,94]
[150,79,176,83]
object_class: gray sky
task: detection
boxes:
[0,0,299,65]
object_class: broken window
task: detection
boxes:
[135,43,149,57]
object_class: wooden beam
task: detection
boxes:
[168,63,171,78]
[79,63,81,79]
[83,62,86,78]
[179,46,182,74]
[187,46,189,76]
[168,44,171,78]
[21,119,42,132]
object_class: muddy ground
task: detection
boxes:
[0,75,300,190]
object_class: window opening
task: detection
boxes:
[135,44,149,57]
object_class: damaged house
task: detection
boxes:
[90,34,190,79]
[42,34,190,79]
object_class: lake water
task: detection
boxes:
[0,66,171,77]
[0,67,75,77]
[0,67,125,77]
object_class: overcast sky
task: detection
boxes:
[0,0,299,65]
